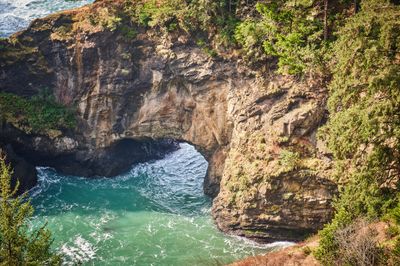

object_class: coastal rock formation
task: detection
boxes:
[0,142,37,195]
[212,75,337,241]
[0,1,337,241]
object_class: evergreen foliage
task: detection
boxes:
[124,0,239,33]
[279,150,300,171]
[0,155,61,265]
[126,0,187,29]
[234,0,326,74]
[0,91,76,134]
[315,0,400,263]
[2,0,400,264]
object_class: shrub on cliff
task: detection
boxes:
[125,0,187,29]
[320,0,400,218]
[124,0,240,37]
[316,0,400,264]
[0,91,76,134]
[234,0,332,74]
[0,155,61,265]
[317,218,385,265]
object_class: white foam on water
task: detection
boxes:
[2,1,299,264]
[0,0,94,37]
[60,235,97,265]
[28,143,294,265]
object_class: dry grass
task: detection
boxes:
[229,238,320,266]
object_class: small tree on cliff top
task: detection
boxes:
[0,154,61,265]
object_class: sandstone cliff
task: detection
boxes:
[0,0,337,242]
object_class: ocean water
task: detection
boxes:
[2,1,292,265]
[29,144,290,265]
[0,0,94,37]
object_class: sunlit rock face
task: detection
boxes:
[0,0,337,242]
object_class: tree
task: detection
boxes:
[322,0,400,195]
[234,0,327,74]
[316,0,400,263]
[354,0,359,13]
[323,0,329,41]
[0,154,61,265]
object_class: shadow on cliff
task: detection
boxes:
[12,137,179,177]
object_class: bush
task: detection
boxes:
[279,150,300,171]
[314,206,353,264]
[234,19,269,60]
[97,7,122,31]
[0,154,61,265]
[0,91,76,134]
[125,0,187,30]
[315,217,384,266]
[335,219,383,266]
[316,1,400,264]
[234,1,325,74]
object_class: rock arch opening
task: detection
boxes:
[7,136,218,196]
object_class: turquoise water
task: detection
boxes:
[29,144,290,265]
[3,1,291,264]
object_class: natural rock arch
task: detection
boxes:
[0,3,337,242]
[54,33,236,197]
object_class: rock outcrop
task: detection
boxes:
[212,76,337,242]
[0,0,337,242]
[0,142,37,195]
[229,237,321,266]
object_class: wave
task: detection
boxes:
[0,0,94,37]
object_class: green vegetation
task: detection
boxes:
[0,90,76,134]
[126,0,187,29]
[2,0,400,264]
[315,0,400,264]
[95,7,122,31]
[235,1,325,74]
[109,0,400,263]
[0,155,61,265]
[116,0,343,74]
[120,25,138,39]
[196,38,218,57]
[279,149,300,172]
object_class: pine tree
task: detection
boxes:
[0,154,61,265]
[315,0,400,263]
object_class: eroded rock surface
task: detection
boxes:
[0,0,337,242]
[0,142,37,195]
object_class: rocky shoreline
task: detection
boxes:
[0,0,336,242]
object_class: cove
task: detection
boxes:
[29,144,288,265]
[1,1,294,264]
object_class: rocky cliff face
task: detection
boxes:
[0,1,337,242]
[213,76,337,241]
[0,142,37,195]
